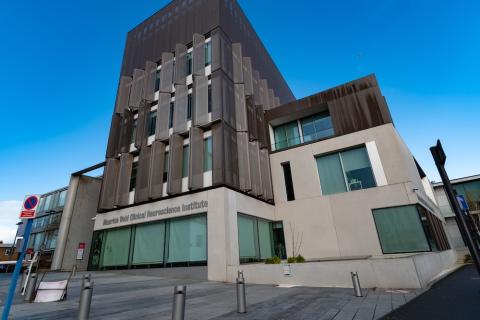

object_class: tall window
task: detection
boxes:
[130,162,138,192]
[131,119,138,144]
[204,137,212,172]
[169,102,174,129]
[205,42,212,66]
[43,195,53,212]
[186,52,192,75]
[155,70,161,91]
[237,214,274,263]
[58,190,67,207]
[300,112,334,142]
[163,152,169,182]
[273,121,300,150]
[187,93,193,120]
[182,145,189,178]
[207,84,212,113]
[281,162,295,201]
[148,111,156,136]
[316,146,376,195]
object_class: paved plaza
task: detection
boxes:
[0,270,423,320]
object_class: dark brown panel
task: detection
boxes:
[237,132,251,191]
[234,84,248,131]
[267,89,275,111]
[252,69,261,106]
[256,106,267,149]
[167,134,183,195]
[160,52,174,93]
[149,140,166,200]
[211,122,224,186]
[211,70,235,128]
[193,33,206,76]
[224,124,239,188]
[106,114,122,158]
[129,69,146,109]
[155,93,171,141]
[173,84,188,133]
[260,79,269,108]
[242,57,253,96]
[232,43,243,84]
[135,104,148,149]
[144,61,157,102]
[248,141,261,197]
[99,158,120,210]
[211,29,233,81]
[119,109,134,153]
[114,76,132,114]
[246,96,257,141]
[115,153,133,207]
[188,127,204,190]
[193,75,209,126]
[174,44,188,85]
[135,146,151,203]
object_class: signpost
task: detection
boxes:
[76,243,86,260]
[2,195,39,320]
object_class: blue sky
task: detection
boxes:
[0,0,479,240]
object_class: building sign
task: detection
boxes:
[19,195,40,219]
[95,199,209,230]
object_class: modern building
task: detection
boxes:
[432,174,480,249]
[89,0,455,288]
[0,242,15,272]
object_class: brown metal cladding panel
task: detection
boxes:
[193,33,206,76]
[242,57,253,96]
[129,69,146,109]
[174,44,188,85]
[119,109,134,153]
[211,122,224,186]
[160,52,174,93]
[237,132,251,191]
[115,153,133,207]
[256,106,267,149]
[173,84,188,133]
[211,29,233,81]
[134,146,151,203]
[274,97,280,107]
[144,61,157,102]
[149,140,166,200]
[234,84,248,131]
[248,141,261,197]
[232,43,243,84]
[246,96,257,141]
[267,89,275,111]
[188,127,204,190]
[155,93,171,141]
[114,76,132,114]
[193,75,209,126]
[211,70,234,125]
[135,104,148,148]
[252,70,261,106]
[260,149,273,201]
[99,158,120,210]
[260,80,269,108]
[224,124,239,188]
[167,134,183,195]
[223,74,236,129]
[106,114,122,158]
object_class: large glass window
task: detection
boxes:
[132,222,165,265]
[373,205,431,254]
[101,227,131,267]
[300,112,334,142]
[33,232,45,251]
[58,190,67,207]
[205,41,212,66]
[182,145,189,178]
[148,111,156,136]
[43,195,53,212]
[273,121,300,150]
[316,146,376,195]
[453,180,480,211]
[167,215,207,263]
[237,214,274,263]
[37,197,46,213]
[204,137,212,172]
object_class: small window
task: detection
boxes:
[182,145,189,178]
[204,137,212,172]
[281,162,295,201]
[131,119,138,144]
[163,152,169,182]
[187,93,192,120]
[300,112,334,142]
[169,102,174,129]
[58,190,67,207]
[4,248,12,256]
[186,52,192,75]
[205,42,212,66]
[207,85,212,113]
[316,146,376,195]
[155,70,161,91]
[148,111,156,136]
[130,162,138,192]
[273,121,300,150]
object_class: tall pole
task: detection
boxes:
[430,140,480,276]
[2,218,33,320]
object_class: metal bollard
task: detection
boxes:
[24,273,37,302]
[79,274,91,307]
[78,281,94,320]
[172,285,186,320]
[351,272,363,297]
[236,271,246,313]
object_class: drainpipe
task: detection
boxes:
[50,175,80,271]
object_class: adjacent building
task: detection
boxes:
[88,0,455,288]
[432,174,480,249]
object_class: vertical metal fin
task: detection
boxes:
[193,75,209,126]
[129,69,146,108]
[134,146,151,203]
[193,34,206,76]
[237,132,251,191]
[149,141,166,200]
[155,93,171,141]
[114,76,132,114]
[232,43,244,84]
[115,153,133,207]
[167,134,183,195]
[106,114,122,158]
[188,127,204,190]
[144,61,157,102]
[160,52,174,93]
[174,44,188,85]
[99,158,120,210]
[173,84,188,133]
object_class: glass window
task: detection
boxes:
[43,195,52,212]
[131,119,138,144]
[237,214,274,262]
[373,205,431,254]
[281,162,295,201]
[204,137,212,172]
[316,146,376,195]
[207,85,212,113]
[33,232,45,251]
[205,41,212,66]
[163,152,169,182]
[37,197,46,213]
[453,180,480,211]
[167,215,207,263]
[186,52,192,75]
[155,70,161,91]
[273,121,300,150]
[182,145,189,178]
[238,215,257,259]
[130,162,138,192]
[258,220,273,259]
[101,227,131,267]
[58,190,67,207]
[169,102,174,129]
[148,111,156,136]
[132,222,165,265]
[187,93,192,120]
[45,229,58,250]
[300,112,334,142]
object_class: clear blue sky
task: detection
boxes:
[0,0,479,203]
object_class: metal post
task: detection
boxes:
[236,271,246,313]
[351,272,363,297]
[172,285,186,320]
[72,264,77,277]
[78,281,93,320]
[431,140,480,276]
[2,218,33,320]
[79,274,91,308]
[24,273,37,302]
